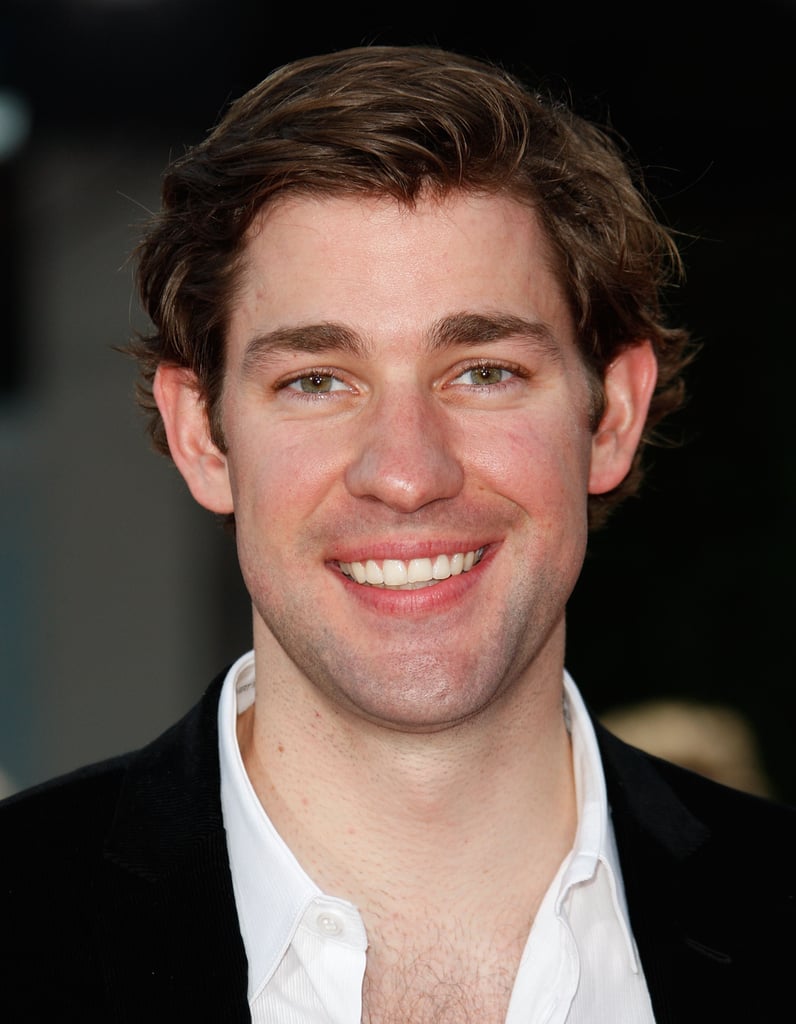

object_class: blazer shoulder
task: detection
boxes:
[0,752,131,857]
[0,666,228,866]
[606,725,796,839]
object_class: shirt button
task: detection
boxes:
[316,911,344,935]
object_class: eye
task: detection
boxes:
[285,372,348,394]
[451,364,518,387]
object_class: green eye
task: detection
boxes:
[471,366,505,385]
[456,365,512,386]
[288,373,343,393]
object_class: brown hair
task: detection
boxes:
[131,44,693,528]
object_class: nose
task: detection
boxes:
[344,392,464,513]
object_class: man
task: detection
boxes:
[2,45,794,1023]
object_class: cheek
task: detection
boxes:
[469,416,593,517]
[225,425,346,529]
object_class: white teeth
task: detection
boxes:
[382,559,408,586]
[339,548,484,589]
[432,554,450,579]
[407,557,433,583]
[365,559,384,585]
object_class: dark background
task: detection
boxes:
[1,2,794,801]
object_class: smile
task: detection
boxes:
[338,548,485,590]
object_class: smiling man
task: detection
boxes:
[2,45,794,1024]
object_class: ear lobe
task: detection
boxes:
[153,364,234,514]
[589,341,658,495]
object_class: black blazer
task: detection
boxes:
[1,669,794,1022]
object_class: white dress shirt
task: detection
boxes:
[219,651,656,1022]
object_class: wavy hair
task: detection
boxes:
[131,45,693,528]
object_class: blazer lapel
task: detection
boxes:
[99,671,250,1021]
[597,720,793,1022]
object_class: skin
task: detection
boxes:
[155,191,656,985]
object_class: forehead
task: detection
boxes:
[231,190,572,345]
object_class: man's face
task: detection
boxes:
[180,192,633,731]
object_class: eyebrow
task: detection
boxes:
[242,322,364,377]
[427,312,561,357]
[241,311,561,377]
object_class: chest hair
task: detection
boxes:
[361,917,527,1024]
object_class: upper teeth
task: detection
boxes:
[338,549,484,588]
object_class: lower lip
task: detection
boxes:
[332,551,490,616]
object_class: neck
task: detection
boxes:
[238,636,577,919]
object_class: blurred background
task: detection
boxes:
[0,1,793,802]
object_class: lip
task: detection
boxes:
[330,543,494,615]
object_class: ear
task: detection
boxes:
[588,341,658,495]
[153,364,234,514]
